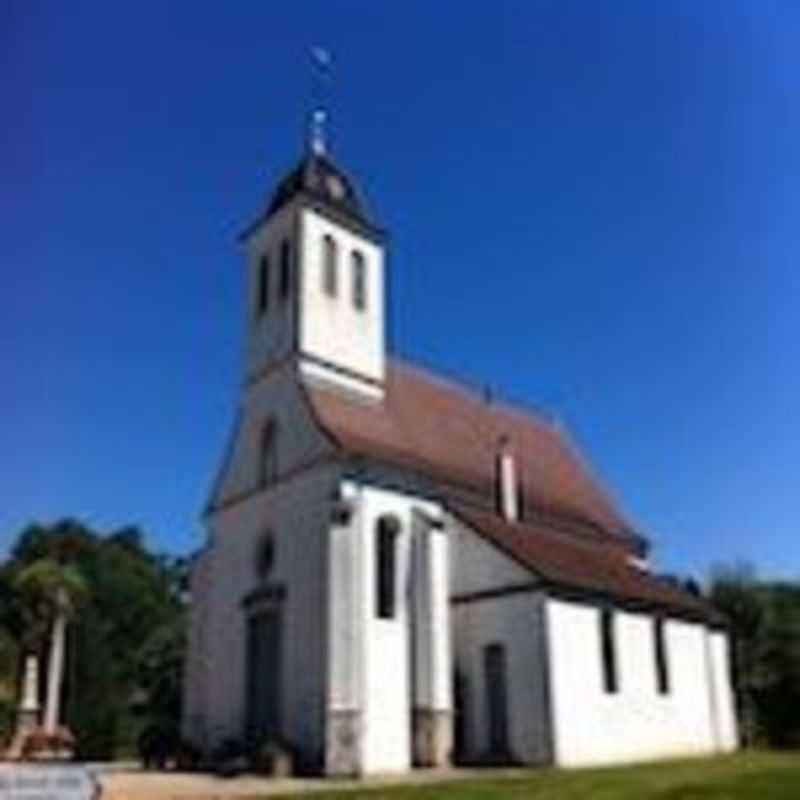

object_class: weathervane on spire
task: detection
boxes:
[310,46,333,156]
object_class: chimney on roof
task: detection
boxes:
[497,436,519,523]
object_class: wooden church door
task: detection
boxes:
[484,643,509,756]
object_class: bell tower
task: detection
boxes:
[240,111,387,399]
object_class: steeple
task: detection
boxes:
[309,47,332,158]
[262,152,378,237]
[310,109,328,157]
[243,48,380,240]
[239,58,387,398]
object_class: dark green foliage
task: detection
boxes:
[710,565,800,748]
[0,697,15,745]
[0,519,186,759]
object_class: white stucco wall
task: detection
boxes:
[328,482,448,774]
[211,361,332,508]
[412,518,451,713]
[187,361,339,766]
[546,597,737,767]
[244,205,297,381]
[298,209,385,388]
[449,517,531,597]
[449,519,550,764]
[708,631,738,752]
[452,592,551,764]
[200,463,339,765]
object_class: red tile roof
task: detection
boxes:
[452,505,712,617]
[306,358,639,548]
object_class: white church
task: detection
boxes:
[183,115,738,776]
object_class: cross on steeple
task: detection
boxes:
[309,46,332,156]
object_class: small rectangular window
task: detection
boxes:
[323,234,338,297]
[259,421,277,486]
[258,255,270,314]
[352,250,366,311]
[654,618,670,695]
[279,239,291,300]
[376,518,398,619]
[600,609,618,694]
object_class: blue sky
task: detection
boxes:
[2,2,798,579]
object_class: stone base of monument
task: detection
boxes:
[12,725,76,762]
[5,710,38,761]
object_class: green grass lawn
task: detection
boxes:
[279,752,799,800]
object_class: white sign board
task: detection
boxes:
[0,766,99,800]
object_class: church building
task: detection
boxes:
[183,115,738,775]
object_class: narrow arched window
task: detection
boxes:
[653,617,670,695]
[254,530,275,581]
[259,420,278,486]
[600,609,618,694]
[279,239,291,301]
[352,250,367,311]
[322,234,338,297]
[376,515,400,619]
[257,255,270,314]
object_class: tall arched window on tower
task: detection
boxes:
[259,419,278,487]
[322,234,338,297]
[352,249,367,311]
[375,515,400,619]
[257,254,270,315]
[279,239,291,301]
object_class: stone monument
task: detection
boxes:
[6,657,40,760]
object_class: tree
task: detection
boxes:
[709,564,766,746]
[710,564,800,748]
[0,520,187,758]
[13,558,88,735]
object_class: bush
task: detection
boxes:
[138,721,179,770]
[211,737,248,778]
[175,739,204,771]
[0,698,16,748]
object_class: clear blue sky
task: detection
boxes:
[2,2,798,579]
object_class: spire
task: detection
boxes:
[310,109,327,156]
[309,47,332,157]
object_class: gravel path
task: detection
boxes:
[99,767,523,800]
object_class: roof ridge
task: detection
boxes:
[388,354,557,432]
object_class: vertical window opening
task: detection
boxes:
[376,516,399,619]
[259,420,278,486]
[322,234,338,297]
[484,643,509,755]
[352,250,367,311]
[654,617,670,695]
[600,609,618,694]
[279,239,291,301]
[258,255,270,314]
